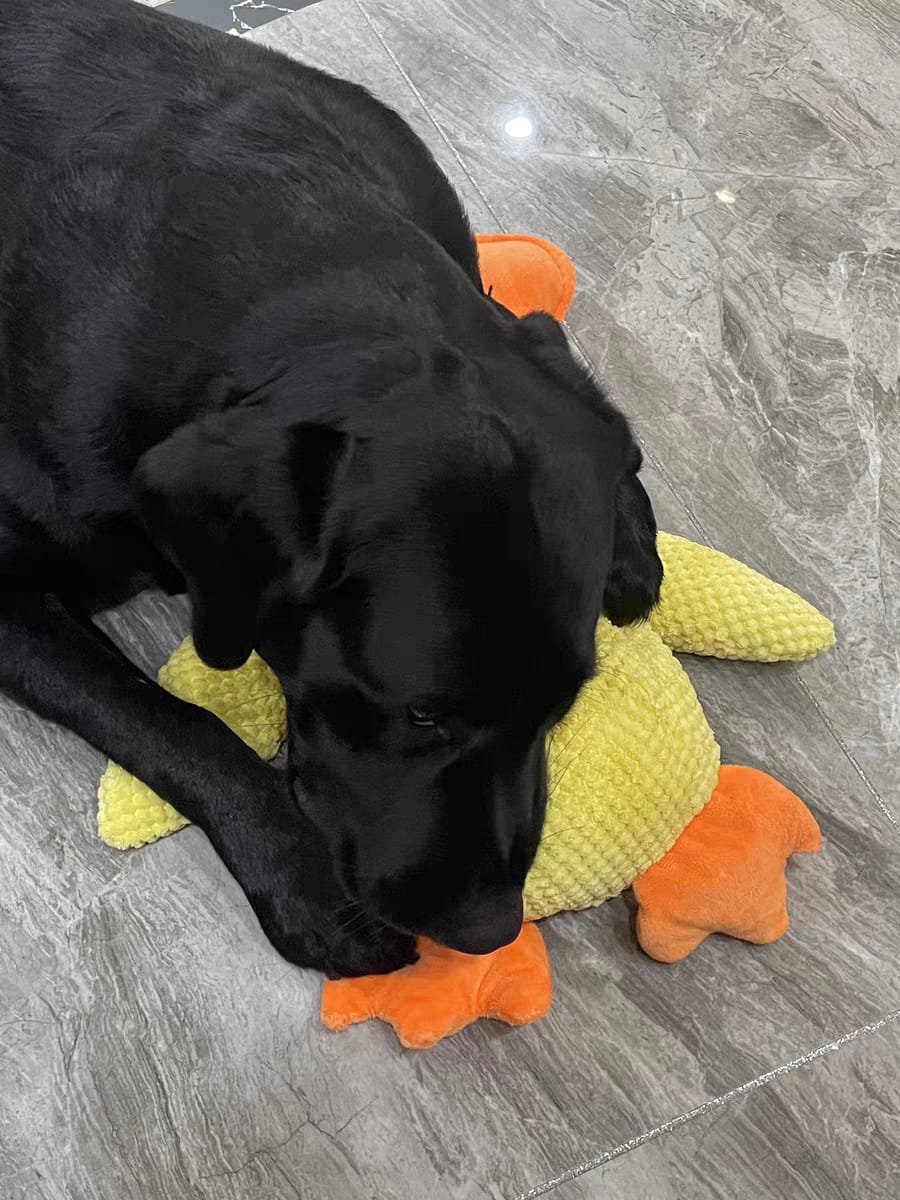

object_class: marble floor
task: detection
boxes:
[3,0,899,1197]
[142,0,321,36]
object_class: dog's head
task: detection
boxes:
[132,308,661,954]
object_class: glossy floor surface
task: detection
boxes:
[3,1,899,1197]
[152,0,320,35]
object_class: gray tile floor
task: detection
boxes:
[3,1,899,1197]
[142,0,321,36]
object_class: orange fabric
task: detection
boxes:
[321,922,552,1049]
[475,233,576,320]
[633,765,821,963]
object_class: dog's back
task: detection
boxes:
[0,0,487,602]
[0,0,478,279]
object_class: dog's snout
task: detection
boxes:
[430,886,524,956]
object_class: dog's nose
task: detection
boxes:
[436,887,524,956]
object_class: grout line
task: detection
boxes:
[796,673,899,832]
[514,1009,900,1199]
[153,0,325,35]
[565,326,714,538]
[459,145,881,188]
[352,0,504,228]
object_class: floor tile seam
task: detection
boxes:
[155,1,321,36]
[795,674,899,833]
[352,0,505,227]
[446,142,899,188]
[513,1008,900,1200]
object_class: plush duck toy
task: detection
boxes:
[97,236,834,1049]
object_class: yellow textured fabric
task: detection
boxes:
[97,640,286,849]
[651,532,835,661]
[95,534,833,915]
[523,620,718,918]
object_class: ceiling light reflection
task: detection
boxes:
[504,115,534,139]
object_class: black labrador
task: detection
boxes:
[0,0,662,977]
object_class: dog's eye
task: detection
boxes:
[407,704,443,729]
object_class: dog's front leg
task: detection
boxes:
[0,591,415,977]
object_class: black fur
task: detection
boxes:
[0,0,662,976]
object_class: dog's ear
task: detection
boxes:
[514,313,576,386]
[131,408,349,669]
[514,311,571,356]
[603,472,663,625]
[514,313,620,413]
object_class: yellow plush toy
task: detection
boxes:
[97,532,832,1045]
[524,532,833,920]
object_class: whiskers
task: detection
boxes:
[331,897,393,947]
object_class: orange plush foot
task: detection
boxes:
[633,765,821,962]
[321,923,552,1049]
[475,233,576,320]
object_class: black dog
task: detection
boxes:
[0,0,662,976]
